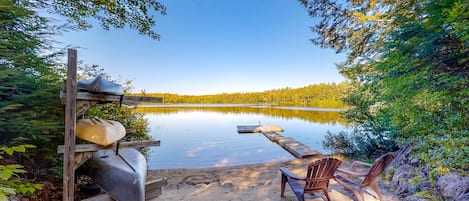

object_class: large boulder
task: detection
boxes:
[391,164,416,196]
[401,196,432,201]
[436,172,469,201]
[385,143,468,200]
[456,193,469,201]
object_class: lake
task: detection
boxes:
[137,105,349,169]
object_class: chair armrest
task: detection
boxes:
[351,160,372,171]
[336,168,368,177]
[279,167,305,180]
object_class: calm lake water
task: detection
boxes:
[138,105,349,169]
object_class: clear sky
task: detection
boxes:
[57,0,345,95]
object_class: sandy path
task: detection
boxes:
[147,156,399,201]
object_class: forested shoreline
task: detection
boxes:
[1,0,467,200]
[133,82,348,108]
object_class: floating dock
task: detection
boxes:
[237,125,321,158]
[237,125,261,133]
[262,131,321,158]
[236,125,284,133]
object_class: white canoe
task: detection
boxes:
[76,118,125,146]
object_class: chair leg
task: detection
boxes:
[281,174,287,197]
[352,188,365,201]
[369,182,384,201]
[322,189,331,201]
[294,193,305,201]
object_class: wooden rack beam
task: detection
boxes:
[81,177,168,201]
[60,91,162,105]
[57,140,160,154]
[58,140,161,170]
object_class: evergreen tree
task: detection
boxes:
[0,0,64,164]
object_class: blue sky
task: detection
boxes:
[58,0,345,95]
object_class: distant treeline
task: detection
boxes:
[133,82,349,108]
[136,106,348,126]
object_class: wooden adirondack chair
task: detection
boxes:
[280,158,342,201]
[334,152,395,201]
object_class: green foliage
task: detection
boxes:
[323,81,398,158]
[0,145,42,200]
[35,0,167,40]
[376,0,469,174]
[303,0,468,179]
[323,131,355,155]
[135,82,349,108]
[413,190,440,201]
[408,174,425,191]
[1,0,64,167]
[0,145,35,157]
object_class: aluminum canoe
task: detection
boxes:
[87,148,147,201]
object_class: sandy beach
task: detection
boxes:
[147,156,399,201]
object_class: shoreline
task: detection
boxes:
[147,156,399,201]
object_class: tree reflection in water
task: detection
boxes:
[136,105,348,126]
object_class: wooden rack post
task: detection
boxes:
[60,49,164,201]
[63,49,77,201]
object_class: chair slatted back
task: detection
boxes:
[304,158,342,193]
[361,152,395,187]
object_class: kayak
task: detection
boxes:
[76,117,125,146]
[77,75,124,95]
[86,148,147,201]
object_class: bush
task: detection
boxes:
[0,145,42,200]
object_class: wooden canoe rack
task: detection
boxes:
[60,49,165,201]
[81,177,168,201]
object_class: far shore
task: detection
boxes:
[135,103,345,111]
[147,156,399,201]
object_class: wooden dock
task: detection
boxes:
[236,125,284,133]
[236,125,321,158]
[237,125,261,133]
[262,131,321,158]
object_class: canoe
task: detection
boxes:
[77,75,124,95]
[76,118,125,146]
[87,148,147,201]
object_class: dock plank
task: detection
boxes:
[236,126,321,158]
[276,137,297,146]
[282,141,321,158]
[262,131,282,142]
[261,132,322,158]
